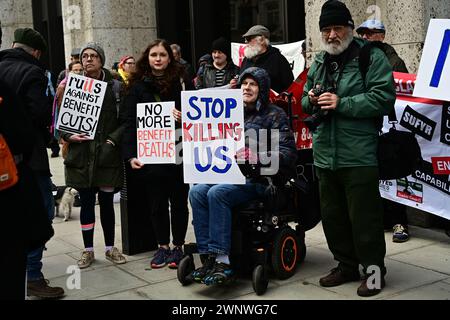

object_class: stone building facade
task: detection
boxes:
[1,0,449,73]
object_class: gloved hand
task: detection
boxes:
[235,147,258,164]
[235,147,260,178]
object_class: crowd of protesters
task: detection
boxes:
[0,0,420,300]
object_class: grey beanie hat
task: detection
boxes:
[80,42,105,66]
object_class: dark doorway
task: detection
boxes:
[32,0,65,78]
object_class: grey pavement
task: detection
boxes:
[41,150,450,300]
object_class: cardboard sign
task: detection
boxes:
[414,19,450,102]
[380,72,450,220]
[56,74,107,139]
[136,102,176,164]
[231,40,305,79]
[181,89,245,184]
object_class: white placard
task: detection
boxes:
[413,19,450,102]
[181,89,245,184]
[56,73,107,139]
[231,40,305,80]
[136,101,176,164]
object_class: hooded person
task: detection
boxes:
[301,0,396,297]
[188,67,297,286]
[194,37,239,89]
[59,41,128,270]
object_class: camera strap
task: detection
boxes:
[323,40,361,91]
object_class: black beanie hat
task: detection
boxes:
[14,28,48,52]
[319,0,354,30]
[212,37,231,61]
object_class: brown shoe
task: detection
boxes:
[319,267,360,287]
[27,279,65,299]
[357,275,386,297]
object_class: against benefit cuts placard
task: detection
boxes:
[56,73,107,139]
[137,102,176,164]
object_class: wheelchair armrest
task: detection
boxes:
[234,199,264,213]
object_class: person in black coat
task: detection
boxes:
[240,25,294,94]
[194,37,240,89]
[0,78,54,300]
[0,27,64,299]
[122,39,192,270]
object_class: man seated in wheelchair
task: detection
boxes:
[188,67,297,285]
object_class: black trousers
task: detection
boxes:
[78,188,116,248]
[144,176,189,247]
[316,166,386,274]
[1,164,48,300]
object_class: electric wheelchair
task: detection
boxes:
[177,92,321,295]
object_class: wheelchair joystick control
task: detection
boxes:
[271,216,279,226]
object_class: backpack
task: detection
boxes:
[358,41,422,180]
[111,79,122,116]
[0,133,19,191]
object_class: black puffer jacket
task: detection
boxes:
[0,48,52,175]
[238,67,297,185]
[195,61,240,89]
[240,46,294,94]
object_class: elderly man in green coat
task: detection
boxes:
[301,0,395,297]
[60,42,127,269]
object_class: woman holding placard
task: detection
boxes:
[122,39,192,269]
[60,42,127,269]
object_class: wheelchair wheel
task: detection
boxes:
[297,241,307,264]
[177,255,195,286]
[252,264,269,296]
[271,227,299,280]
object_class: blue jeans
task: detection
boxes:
[27,175,54,281]
[189,183,266,256]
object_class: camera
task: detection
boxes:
[303,86,336,132]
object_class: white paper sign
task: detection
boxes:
[231,40,305,79]
[413,19,450,102]
[136,101,176,164]
[56,74,107,139]
[181,89,245,184]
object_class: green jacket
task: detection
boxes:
[62,69,125,189]
[301,38,396,170]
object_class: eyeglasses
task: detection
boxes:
[81,53,99,60]
[124,62,136,65]
[244,36,258,43]
[321,26,346,35]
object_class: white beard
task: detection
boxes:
[321,32,353,56]
[244,44,262,59]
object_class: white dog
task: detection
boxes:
[55,187,78,221]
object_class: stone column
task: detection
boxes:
[61,0,157,68]
[0,0,33,50]
[304,0,450,74]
